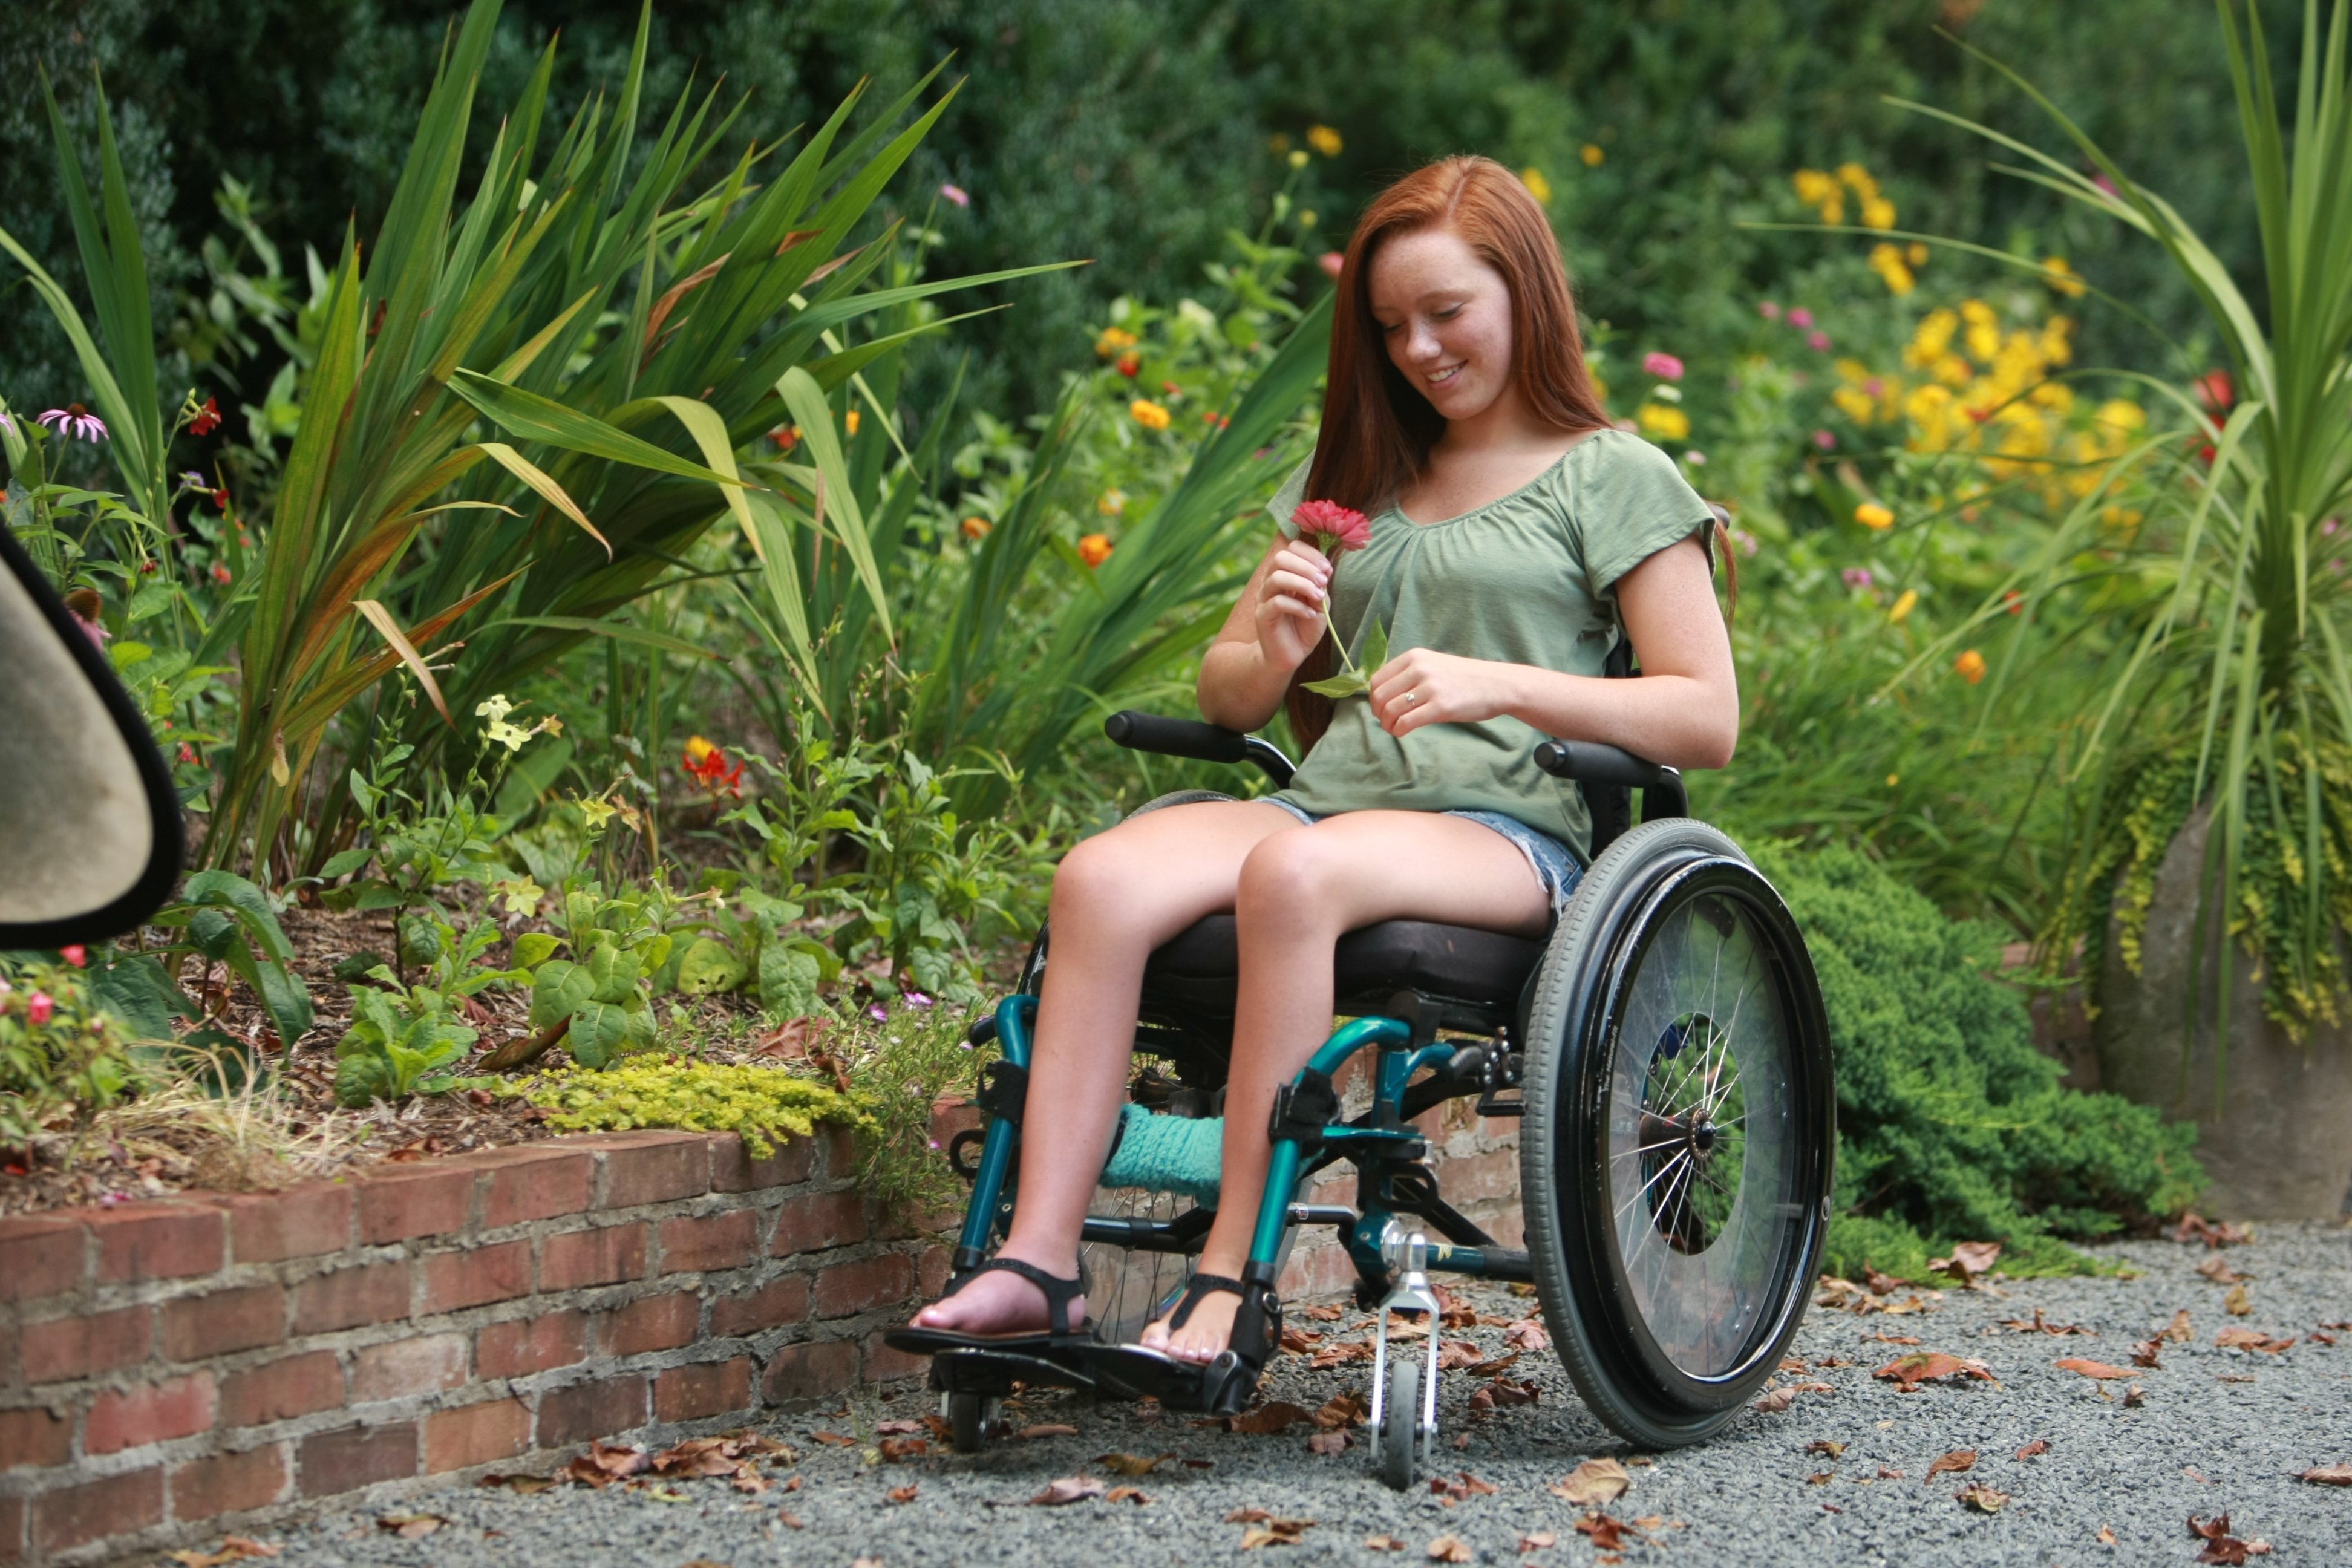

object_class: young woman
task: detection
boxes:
[904,154,1739,1364]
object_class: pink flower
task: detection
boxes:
[1642,352,1685,381]
[1843,567,1873,589]
[2195,371,2233,415]
[904,991,934,1008]
[1292,498,1371,553]
[867,1003,888,1023]
[60,946,85,969]
[1812,429,1836,451]
[1787,307,1814,328]
[1806,330,1832,351]
[1318,252,1345,279]
[1758,300,1782,321]
[939,183,970,209]
[2093,173,2120,198]
[38,403,107,443]
[27,993,53,1027]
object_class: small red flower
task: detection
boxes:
[190,396,222,436]
[60,946,86,969]
[139,559,158,574]
[1292,498,1373,554]
[1116,353,1140,378]
[210,563,232,585]
[768,426,800,452]
[681,736,744,799]
[2002,589,2025,616]
[212,488,230,512]
[178,742,198,765]
[26,993,53,1028]
[2194,370,2233,416]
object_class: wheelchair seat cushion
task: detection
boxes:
[1142,915,1544,1018]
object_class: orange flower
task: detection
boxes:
[1955,648,1987,684]
[1077,534,1114,567]
[768,425,800,452]
[1854,502,1895,531]
[961,517,993,540]
[1129,399,1171,431]
[844,410,861,436]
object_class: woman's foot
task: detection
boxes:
[907,1251,1086,1338]
[1138,1273,1247,1362]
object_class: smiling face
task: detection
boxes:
[1367,226,1519,424]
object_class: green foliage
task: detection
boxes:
[520,881,681,1070]
[1751,839,2204,1270]
[844,998,995,1221]
[146,869,313,1058]
[0,958,143,1149]
[518,1058,872,1160]
[333,911,519,1106]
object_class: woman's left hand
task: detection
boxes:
[1369,648,1522,737]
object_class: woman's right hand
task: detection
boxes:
[1255,538,1334,674]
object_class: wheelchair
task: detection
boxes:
[887,706,1835,1486]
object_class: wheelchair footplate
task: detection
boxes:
[927,1344,1096,1399]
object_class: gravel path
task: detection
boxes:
[258,1222,2351,1567]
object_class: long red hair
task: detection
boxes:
[1285,155,1615,751]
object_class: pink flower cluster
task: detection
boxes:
[1293,498,1371,553]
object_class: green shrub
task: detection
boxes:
[1747,840,2203,1276]
[0,957,144,1151]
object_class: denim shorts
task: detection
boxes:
[1257,798,1584,916]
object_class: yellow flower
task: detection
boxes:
[1792,168,1843,223]
[1299,209,1318,229]
[1097,488,1126,515]
[1888,588,1918,623]
[1636,403,1691,441]
[961,516,991,540]
[1861,195,1896,231]
[1886,773,1901,788]
[2040,256,2087,298]
[1307,124,1344,157]
[1094,325,1138,358]
[1289,149,1309,169]
[1833,385,1878,425]
[844,410,861,436]
[683,734,717,765]
[1077,533,1114,567]
[1521,167,1553,206]
[1868,242,1915,296]
[1581,143,1606,168]
[1837,162,1878,198]
[1906,241,1929,266]
[1906,307,1958,368]
[1854,501,1895,531]
[1129,399,1172,431]
[1954,648,1987,685]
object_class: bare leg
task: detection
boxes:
[1141,811,1550,1361]
[909,799,1301,1336]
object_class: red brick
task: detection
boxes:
[812,1126,857,1180]
[771,1191,866,1256]
[813,1253,915,1319]
[541,1223,647,1290]
[294,1262,410,1334]
[221,1183,352,1263]
[860,1330,929,1384]
[476,1146,592,1229]
[918,1245,952,1298]
[601,1292,699,1355]
[90,1201,224,1282]
[0,1407,70,1470]
[0,1496,21,1561]
[535,1375,645,1448]
[590,1131,711,1209]
[355,1165,472,1244]
[352,1334,468,1402]
[220,1351,344,1428]
[420,1241,530,1314]
[0,1215,84,1302]
[709,1132,815,1191]
[710,1276,810,1338]
[163,1284,285,1360]
[423,1398,530,1473]
[652,1359,752,1423]
[171,1444,286,1520]
[475,1311,587,1379]
[1439,1148,1518,1205]
[299,1422,416,1496]
[30,1467,162,1553]
[659,1209,756,1275]
[87,1371,215,1454]
[760,1339,858,1406]
[22,1304,150,1383]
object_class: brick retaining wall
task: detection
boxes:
[0,1094,1520,1564]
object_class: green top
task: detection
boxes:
[1263,428,1715,857]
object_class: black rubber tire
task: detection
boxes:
[1518,819,1835,1449]
[1380,1356,1419,1491]
[947,1391,994,1452]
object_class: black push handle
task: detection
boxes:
[1104,710,1297,789]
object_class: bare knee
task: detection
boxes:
[1049,829,1142,929]
[1234,831,1348,933]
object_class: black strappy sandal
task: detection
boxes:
[1076,1268,1280,1415]
[883,1256,1093,1357]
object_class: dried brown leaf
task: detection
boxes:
[1928,1241,2002,1282]
[2015,1439,2050,1460]
[2164,1308,2195,1341]
[1956,1484,2011,1513]
[1094,1452,1175,1477]
[887,1485,918,1504]
[2296,1464,2352,1486]
[1549,1457,1631,1505]
[1307,1430,1351,1455]
[1807,1440,1847,1458]
[878,1437,929,1462]
[1871,1352,1998,1391]
[1519,1531,1558,1551]
[1028,1475,1106,1506]
[1926,1449,1978,1478]
[1364,1536,1408,1552]
[1503,1318,1548,1353]
[1426,1535,1472,1563]
[1805,1472,1834,1486]
[1468,1352,1523,1378]
[1314,1393,1368,1429]
[1105,1486,1149,1504]
[1751,1387,1796,1414]
[1226,1402,1315,1436]
[2224,1284,2252,1315]
[375,1515,445,1540]
[1300,1302,1344,1321]
[1018,1423,1079,1440]
[2056,1357,2135,1379]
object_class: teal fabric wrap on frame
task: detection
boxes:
[1100,1103,1223,1204]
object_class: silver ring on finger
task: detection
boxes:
[1405,690,1422,707]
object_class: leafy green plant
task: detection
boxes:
[146,869,314,1060]
[1884,1,2352,1071]
[846,998,994,1221]
[1749,839,2203,1275]
[505,880,683,1070]
[0,956,143,1154]
[505,1058,872,1160]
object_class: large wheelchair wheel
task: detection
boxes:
[1520,819,1834,1448]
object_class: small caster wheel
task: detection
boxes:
[947,1391,998,1453]
[1379,1357,1420,1491]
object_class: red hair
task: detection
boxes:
[1286,155,1614,751]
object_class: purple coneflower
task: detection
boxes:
[939,183,970,209]
[39,403,108,443]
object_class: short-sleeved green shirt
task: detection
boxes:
[1263,428,1715,857]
